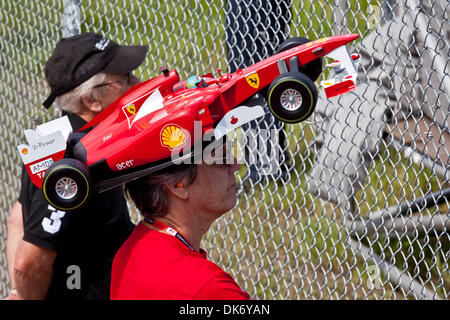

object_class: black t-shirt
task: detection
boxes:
[18,112,134,300]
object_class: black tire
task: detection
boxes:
[276,37,322,82]
[42,158,91,211]
[267,71,318,123]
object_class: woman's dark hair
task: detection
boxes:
[124,164,197,219]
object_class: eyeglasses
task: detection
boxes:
[92,73,131,89]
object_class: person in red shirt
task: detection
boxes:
[110,150,250,300]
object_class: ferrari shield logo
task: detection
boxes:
[246,73,260,89]
[126,104,136,115]
[122,104,137,128]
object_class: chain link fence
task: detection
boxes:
[0,0,448,299]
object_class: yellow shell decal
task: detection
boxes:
[245,73,260,89]
[161,125,187,150]
[126,104,136,115]
[307,37,329,47]
[21,148,28,155]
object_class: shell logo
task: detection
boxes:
[21,148,28,155]
[161,125,187,150]
[306,37,329,47]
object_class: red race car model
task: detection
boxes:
[17,34,360,211]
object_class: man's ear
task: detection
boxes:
[166,181,189,200]
[80,92,103,113]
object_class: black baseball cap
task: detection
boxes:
[43,32,148,108]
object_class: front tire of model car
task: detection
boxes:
[42,158,91,211]
[267,71,318,123]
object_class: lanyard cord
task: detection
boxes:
[144,217,196,252]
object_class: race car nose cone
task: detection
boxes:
[347,33,360,41]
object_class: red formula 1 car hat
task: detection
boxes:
[18,34,360,211]
[43,32,148,108]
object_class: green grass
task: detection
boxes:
[206,197,355,299]
[81,0,226,81]
[355,143,447,216]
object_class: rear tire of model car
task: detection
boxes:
[42,158,91,212]
[267,71,318,123]
[276,37,322,82]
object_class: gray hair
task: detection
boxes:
[54,72,107,114]
[124,165,197,219]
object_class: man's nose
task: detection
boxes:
[229,156,241,173]
[232,162,241,172]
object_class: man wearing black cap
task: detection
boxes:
[6,32,148,300]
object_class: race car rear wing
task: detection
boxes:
[17,116,71,188]
[321,45,360,99]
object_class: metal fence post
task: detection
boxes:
[225,0,292,181]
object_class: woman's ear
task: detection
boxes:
[81,92,103,114]
[166,181,189,200]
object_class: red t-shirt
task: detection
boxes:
[110,222,250,300]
